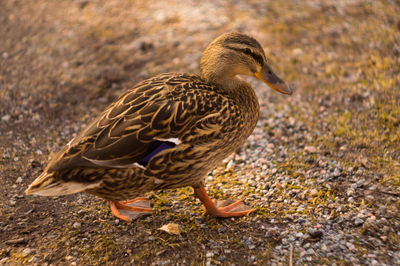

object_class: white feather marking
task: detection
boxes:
[67,137,75,147]
[155,138,181,145]
[133,162,146,169]
[86,158,146,169]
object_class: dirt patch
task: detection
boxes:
[1,0,399,265]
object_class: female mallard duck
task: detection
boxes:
[25,32,292,221]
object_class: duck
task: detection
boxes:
[25,32,292,222]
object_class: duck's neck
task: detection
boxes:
[204,73,260,122]
[200,50,246,92]
[204,73,244,91]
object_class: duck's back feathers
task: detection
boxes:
[26,73,253,198]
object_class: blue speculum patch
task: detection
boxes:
[139,141,176,166]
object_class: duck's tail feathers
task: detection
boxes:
[25,171,101,197]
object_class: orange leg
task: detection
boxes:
[110,197,153,222]
[193,187,255,218]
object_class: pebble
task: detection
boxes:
[332,168,341,177]
[30,255,41,263]
[73,222,81,229]
[206,251,214,258]
[304,146,318,153]
[354,218,364,226]
[0,258,9,264]
[308,229,323,239]
[22,248,34,256]
[292,48,304,56]
[248,255,256,263]
[1,115,11,122]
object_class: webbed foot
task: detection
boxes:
[193,187,255,218]
[110,197,153,222]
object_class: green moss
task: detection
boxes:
[333,111,352,137]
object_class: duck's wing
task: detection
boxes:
[45,73,229,173]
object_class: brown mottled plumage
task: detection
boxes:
[26,32,292,221]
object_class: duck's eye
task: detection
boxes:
[244,48,252,54]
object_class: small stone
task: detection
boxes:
[22,248,33,256]
[30,255,41,263]
[16,177,23,183]
[354,217,364,226]
[308,229,323,239]
[114,219,120,225]
[65,255,74,260]
[321,243,329,252]
[292,48,304,56]
[346,242,356,251]
[206,251,214,258]
[310,189,318,196]
[226,160,234,169]
[332,168,341,177]
[32,113,40,121]
[306,248,315,255]
[73,222,81,229]
[248,255,256,263]
[0,258,9,264]
[304,146,318,153]
[1,115,11,122]
[31,160,41,168]
[346,189,355,196]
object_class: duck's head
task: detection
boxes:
[200,32,292,95]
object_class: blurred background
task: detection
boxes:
[1,0,399,264]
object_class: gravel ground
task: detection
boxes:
[1,0,399,265]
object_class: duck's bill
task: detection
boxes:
[254,66,292,95]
